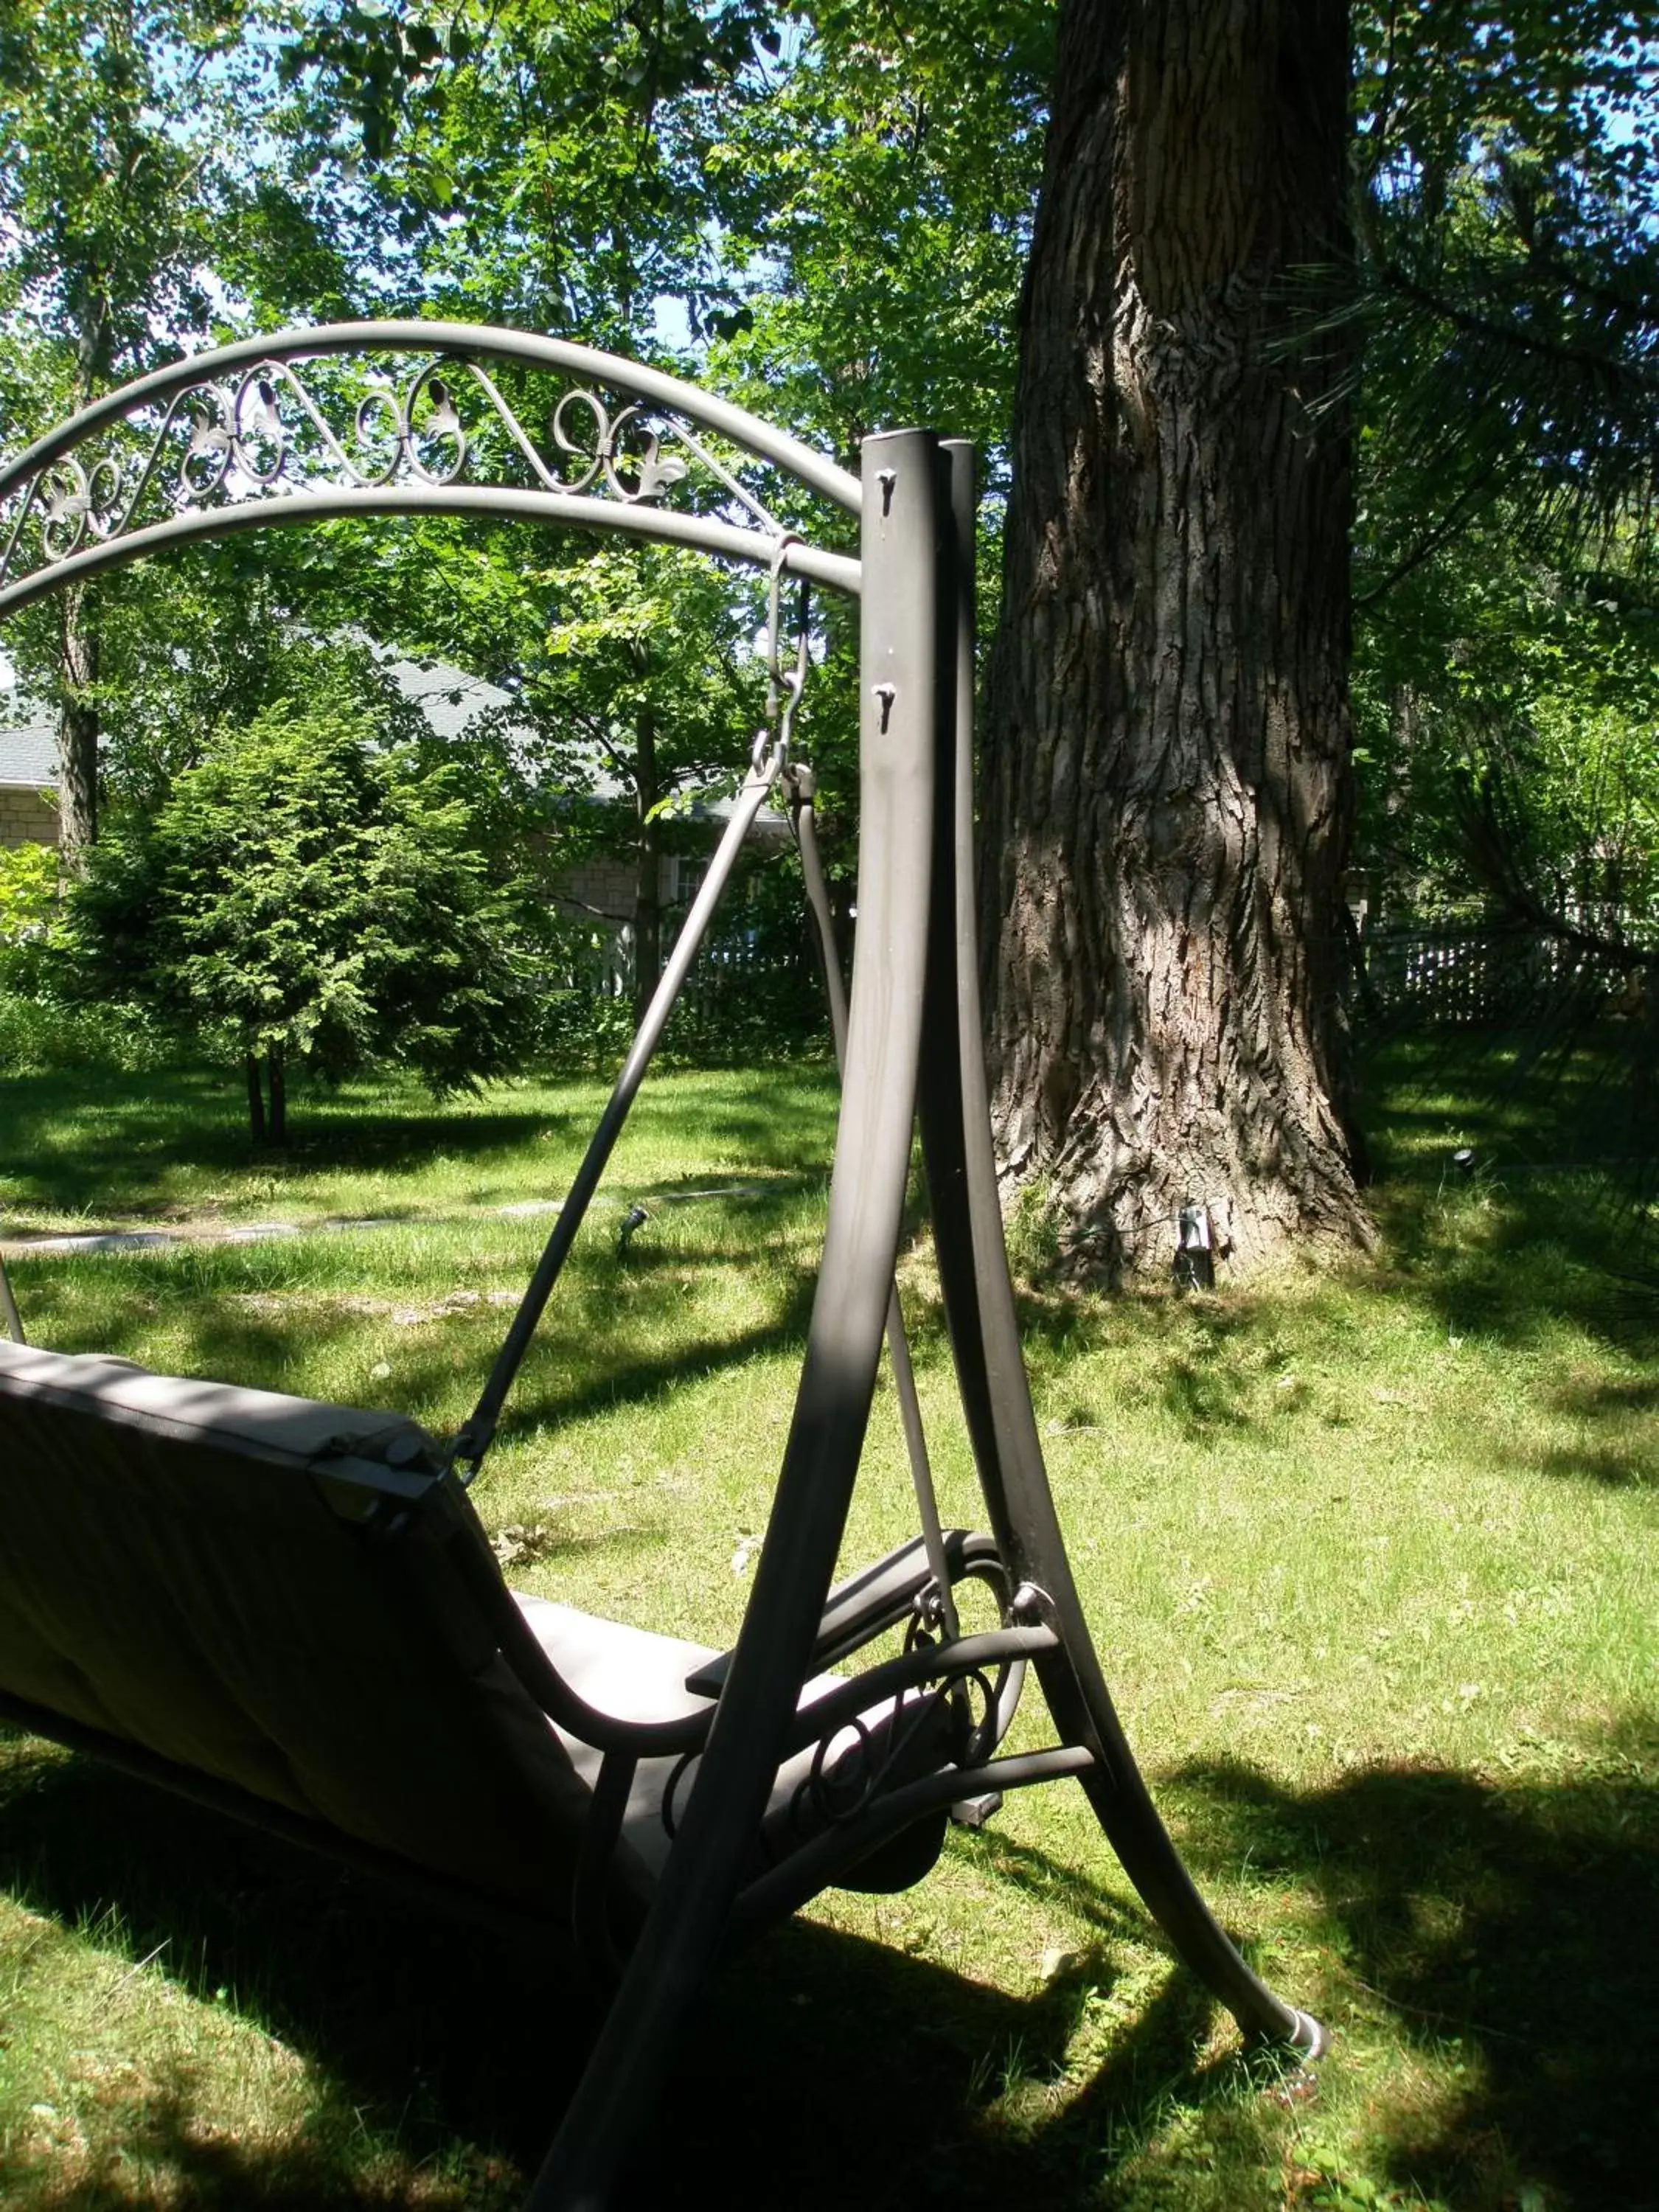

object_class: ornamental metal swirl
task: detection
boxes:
[655,1640,1009,1855]
[0,349,785,595]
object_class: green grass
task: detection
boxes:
[1,1039,1655,2210]
[0,1057,839,1233]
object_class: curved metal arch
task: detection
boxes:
[0,320,862,619]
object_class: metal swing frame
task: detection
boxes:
[0,324,1322,2211]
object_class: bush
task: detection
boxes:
[66,680,559,1137]
[0,841,59,998]
[0,987,171,1074]
[526,855,832,1075]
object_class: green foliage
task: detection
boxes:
[1351,0,1659,592]
[1,0,1655,1047]
[1354,511,1659,931]
[700,0,1051,479]
[66,668,555,1101]
[0,990,170,1075]
[529,850,830,1074]
[660,849,827,1060]
[278,0,778,342]
[0,1,234,392]
[1346,4,1659,933]
[506,539,773,803]
[0,841,56,985]
[0,828,172,1072]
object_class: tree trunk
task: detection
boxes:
[57,583,99,863]
[246,1054,267,1144]
[268,1046,287,1147]
[633,700,662,1028]
[982,0,1371,1279]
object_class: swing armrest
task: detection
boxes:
[682,1528,1006,1697]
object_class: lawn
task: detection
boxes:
[1,1040,1655,2211]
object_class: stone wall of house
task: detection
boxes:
[0,788,58,850]
[555,854,692,921]
[557,855,639,921]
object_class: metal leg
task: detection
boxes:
[915,439,1325,2056]
[0,1250,23,1345]
[524,431,955,2208]
[790,777,959,1641]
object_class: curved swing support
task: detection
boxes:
[0,327,1322,2211]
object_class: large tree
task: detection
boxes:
[981,0,1370,1277]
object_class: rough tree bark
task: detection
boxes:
[57,582,100,862]
[981,0,1371,1278]
[243,1050,286,1144]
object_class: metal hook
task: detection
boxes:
[759,535,811,778]
[764,532,800,718]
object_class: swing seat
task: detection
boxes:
[0,1338,998,1941]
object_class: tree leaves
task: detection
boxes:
[65,648,557,1096]
[1352,0,1659,585]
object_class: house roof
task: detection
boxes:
[1,665,552,793]
[377,653,533,747]
[1,659,776,831]
[372,651,633,802]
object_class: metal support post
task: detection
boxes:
[914,439,1326,2058]
[524,428,953,2209]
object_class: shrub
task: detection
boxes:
[67,686,557,1138]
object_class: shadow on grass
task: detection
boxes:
[0,1739,1292,2212]
[1,1060,841,1224]
[0,2070,524,2212]
[1528,1439,1658,1488]
[13,1206,824,1447]
[11,1711,1653,2208]
[986,1029,1659,1459]
[1172,1721,1659,2212]
[1,1091,580,1223]
[1357,1029,1659,1360]
[1148,1306,1264,1438]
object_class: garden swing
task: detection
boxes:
[0,324,1324,2211]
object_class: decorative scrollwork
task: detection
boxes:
[787,1661,1004,1840]
[548,392,690,504]
[400,362,469,486]
[181,395,235,499]
[0,344,784,599]
[656,1621,1023,1863]
[40,463,95,560]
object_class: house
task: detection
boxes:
[0,658,789,993]
[374,654,788,988]
[0,723,58,850]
